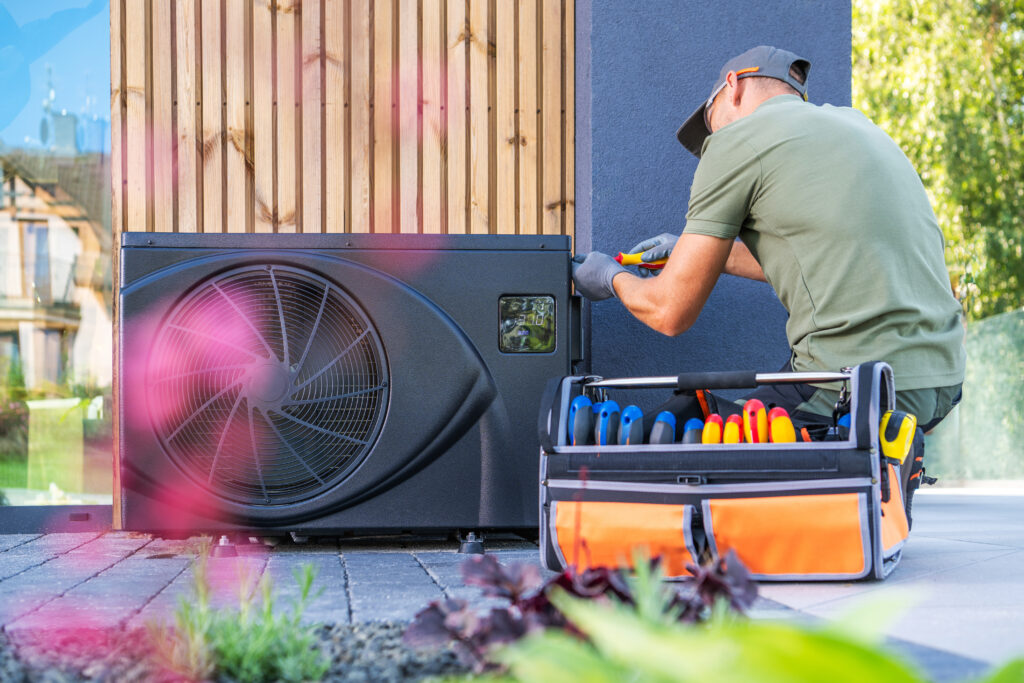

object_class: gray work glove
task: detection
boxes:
[572,252,627,301]
[627,232,678,277]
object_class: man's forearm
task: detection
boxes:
[612,272,692,335]
[611,233,733,336]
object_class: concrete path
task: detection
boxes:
[759,490,1024,669]
[0,490,1019,681]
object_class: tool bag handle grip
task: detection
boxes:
[675,370,758,392]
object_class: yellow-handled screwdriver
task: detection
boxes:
[615,252,667,270]
[880,410,917,464]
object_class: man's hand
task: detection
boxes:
[572,251,627,300]
[627,233,678,277]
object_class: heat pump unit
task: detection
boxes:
[118,233,581,536]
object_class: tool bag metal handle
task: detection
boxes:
[585,370,851,391]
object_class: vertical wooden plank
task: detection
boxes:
[253,0,274,232]
[495,0,515,234]
[152,0,173,233]
[176,0,198,233]
[302,0,323,233]
[111,0,124,238]
[202,0,223,233]
[398,0,418,233]
[277,0,298,232]
[125,0,146,232]
[373,0,394,233]
[350,0,372,233]
[324,0,346,232]
[421,0,443,234]
[564,0,574,244]
[468,0,488,234]
[516,0,537,236]
[226,0,248,233]
[110,0,124,531]
[446,0,467,234]
[541,0,561,235]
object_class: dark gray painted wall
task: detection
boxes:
[576,0,851,388]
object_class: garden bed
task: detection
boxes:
[0,623,466,682]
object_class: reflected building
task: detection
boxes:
[0,147,111,392]
[1,71,112,392]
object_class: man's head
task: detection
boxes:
[677,46,811,158]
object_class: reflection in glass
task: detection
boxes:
[1,0,112,508]
[499,296,556,353]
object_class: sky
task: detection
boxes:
[0,0,110,153]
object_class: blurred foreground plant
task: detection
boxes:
[496,584,1024,683]
[403,549,757,673]
[148,544,329,682]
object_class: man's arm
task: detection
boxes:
[725,239,766,281]
[612,233,734,336]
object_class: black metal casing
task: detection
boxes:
[119,233,581,535]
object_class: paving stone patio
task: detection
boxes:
[0,490,1020,681]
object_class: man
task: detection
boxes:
[573,45,965,434]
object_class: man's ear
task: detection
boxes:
[726,71,744,106]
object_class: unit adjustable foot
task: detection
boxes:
[211,534,238,558]
[458,531,485,554]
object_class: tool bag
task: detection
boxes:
[537,362,911,581]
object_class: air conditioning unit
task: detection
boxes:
[118,233,581,536]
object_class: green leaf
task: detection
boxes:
[544,588,929,683]
[979,658,1024,683]
[496,629,641,683]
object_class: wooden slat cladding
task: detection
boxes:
[111,0,574,238]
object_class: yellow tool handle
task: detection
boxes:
[880,410,917,463]
[615,252,667,269]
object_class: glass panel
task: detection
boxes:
[499,296,556,353]
[0,0,112,510]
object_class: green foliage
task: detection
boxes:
[927,309,1024,479]
[2,357,27,403]
[494,577,1024,683]
[497,590,929,683]
[984,659,1024,683]
[149,548,329,683]
[853,0,1024,320]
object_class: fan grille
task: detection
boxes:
[147,265,389,506]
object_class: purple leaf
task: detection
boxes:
[461,555,543,601]
[403,598,469,649]
[480,607,530,646]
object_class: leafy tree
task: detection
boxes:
[853,0,1024,320]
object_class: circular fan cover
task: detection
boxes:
[147,264,389,506]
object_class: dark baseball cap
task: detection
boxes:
[676,46,811,157]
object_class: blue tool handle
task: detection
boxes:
[682,418,704,443]
[649,411,676,444]
[568,395,594,446]
[594,400,621,446]
[619,405,644,445]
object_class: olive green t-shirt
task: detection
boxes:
[686,95,965,390]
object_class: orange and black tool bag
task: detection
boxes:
[537,362,911,581]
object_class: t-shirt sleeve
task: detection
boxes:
[684,133,762,240]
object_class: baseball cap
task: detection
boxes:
[676,46,811,157]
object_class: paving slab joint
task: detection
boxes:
[339,553,354,626]
[411,552,453,601]
[2,533,155,632]
[122,555,192,627]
